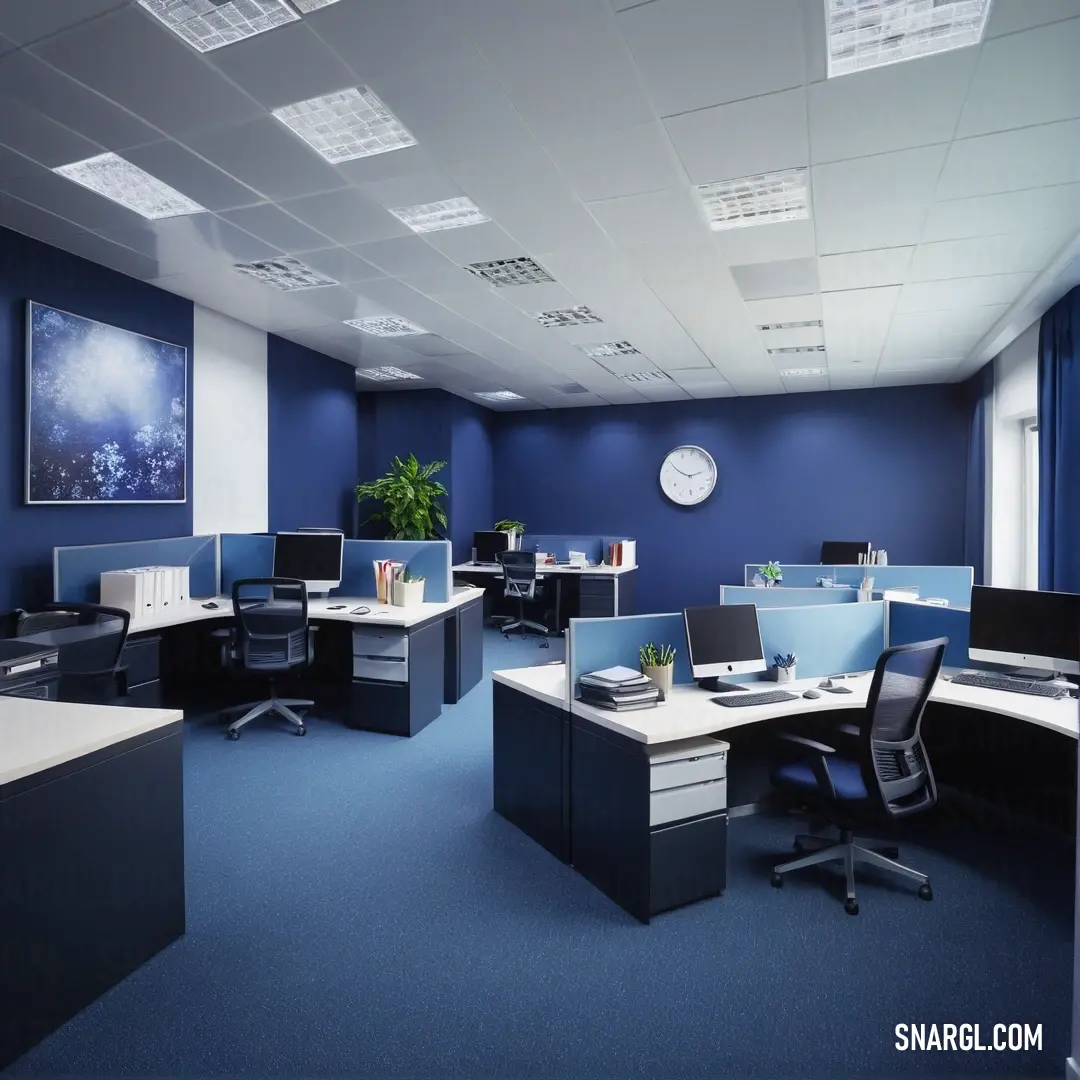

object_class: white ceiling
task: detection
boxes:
[0,0,1078,410]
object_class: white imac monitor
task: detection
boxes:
[683,604,767,692]
[272,531,344,595]
[968,585,1080,676]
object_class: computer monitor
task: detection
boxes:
[683,604,766,692]
[968,585,1080,676]
[820,540,872,564]
[473,530,509,564]
[272,531,344,594]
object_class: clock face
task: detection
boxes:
[659,445,717,506]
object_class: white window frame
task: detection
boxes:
[1021,418,1039,590]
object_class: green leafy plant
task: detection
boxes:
[494,519,526,534]
[398,567,426,584]
[759,560,783,583]
[639,642,676,668]
[355,455,448,540]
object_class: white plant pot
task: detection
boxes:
[502,531,522,551]
[392,579,425,607]
[642,664,674,698]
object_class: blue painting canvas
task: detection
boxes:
[26,302,187,504]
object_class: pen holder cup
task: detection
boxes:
[775,665,796,683]
[642,664,674,698]
[858,587,873,602]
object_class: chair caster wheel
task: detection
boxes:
[918,883,933,901]
[844,899,859,915]
[295,725,307,736]
[226,729,239,740]
[770,872,783,888]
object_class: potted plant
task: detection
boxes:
[639,642,675,698]
[355,455,448,540]
[773,652,797,682]
[392,567,425,607]
[494,519,525,551]
[759,561,783,587]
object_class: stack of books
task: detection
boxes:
[579,665,660,711]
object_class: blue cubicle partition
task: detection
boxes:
[54,535,219,603]
[567,602,887,697]
[521,535,633,563]
[887,602,986,669]
[220,535,452,602]
[742,564,973,607]
[721,585,855,606]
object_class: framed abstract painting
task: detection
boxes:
[25,301,188,504]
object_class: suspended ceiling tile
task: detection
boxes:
[819,247,915,292]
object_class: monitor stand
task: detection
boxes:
[697,677,747,693]
[1004,667,1058,681]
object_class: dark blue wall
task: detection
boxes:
[0,225,193,612]
[267,336,359,535]
[492,387,971,614]
[449,399,494,562]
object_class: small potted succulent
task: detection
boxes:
[494,519,525,551]
[392,567,426,607]
[773,652,797,683]
[759,561,783,587]
[639,642,676,698]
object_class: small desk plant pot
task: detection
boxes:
[760,561,783,588]
[773,653,797,682]
[392,571,425,607]
[640,642,675,699]
[494,519,525,552]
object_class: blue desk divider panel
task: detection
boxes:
[721,585,856,607]
[522,534,607,563]
[220,534,274,594]
[568,613,691,696]
[887,602,982,669]
[742,564,973,607]
[751,603,885,682]
[338,540,451,602]
[55,535,219,603]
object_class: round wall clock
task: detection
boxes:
[659,445,717,506]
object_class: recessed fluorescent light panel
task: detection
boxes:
[138,0,299,52]
[463,257,554,287]
[579,341,640,359]
[780,367,826,377]
[756,320,823,331]
[356,366,421,382]
[476,390,526,402]
[345,316,428,337]
[768,345,826,354]
[53,153,205,220]
[533,306,602,329]
[619,371,670,384]
[272,86,416,163]
[697,168,808,231]
[389,197,489,233]
[233,257,337,290]
[826,0,993,78]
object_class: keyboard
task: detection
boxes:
[711,689,799,708]
[950,672,1067,699]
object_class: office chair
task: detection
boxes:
[769,637,947,915]
[16,603,131,703]
[497,551,549,647]
[222,578,315,739]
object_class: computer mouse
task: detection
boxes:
[803,689,822,699]
[350,606,371,615]
[202,601,219,609]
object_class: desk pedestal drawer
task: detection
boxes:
[353,656,408,683]
[649,778,727,826]
[650,811,727,916]
[352,628,408,659]
[650,750,727,792]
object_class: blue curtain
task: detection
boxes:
[961,362,993,585]
[1038,285,1080,592]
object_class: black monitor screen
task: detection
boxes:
[684,604,765,672]
[969,585,1080,664]
[273,532,343,582]
[474,531,509,563]
[820,540,871,564]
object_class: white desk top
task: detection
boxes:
[453,562,636,576]
[0,697,183,787]
[123,587,485,633]
[491,664,1079,745]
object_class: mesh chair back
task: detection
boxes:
[861,638,947,818]
[232,578,309,671]
[498,551,538,601]
[19,603,130,675]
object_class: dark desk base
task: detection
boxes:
[445,597,484,704]
[0,722,186,1070]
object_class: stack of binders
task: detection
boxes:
[579,665,660,711]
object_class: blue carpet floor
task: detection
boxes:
[6,630,1073,1079]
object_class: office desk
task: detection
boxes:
[492,664,1077,921]
[0,697,185,1069]
[452,562,636,630]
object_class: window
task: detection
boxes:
[1021,419,1039,590]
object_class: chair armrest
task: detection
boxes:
[777,732,836,754]
[775,732,837,800]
